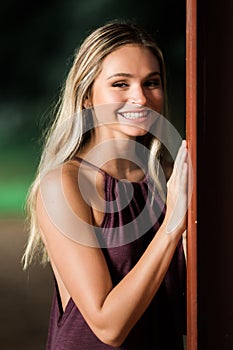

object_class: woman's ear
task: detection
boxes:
[83,96,92,109]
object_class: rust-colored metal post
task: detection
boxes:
[186,0,197,349]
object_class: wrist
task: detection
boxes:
[159,217,185,243]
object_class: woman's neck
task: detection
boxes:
[78,131,145,181]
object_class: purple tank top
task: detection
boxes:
[46,159,186,350]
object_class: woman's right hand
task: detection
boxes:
[163,140,189,238]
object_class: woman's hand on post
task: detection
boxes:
[163,140,188,238]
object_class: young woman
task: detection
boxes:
[23,21,188,349]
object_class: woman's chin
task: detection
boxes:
[117,115,153,137]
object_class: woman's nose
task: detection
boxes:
[128,86,147,105]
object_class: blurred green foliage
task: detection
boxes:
[0,0,185,216]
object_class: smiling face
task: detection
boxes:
[88,45,164,139]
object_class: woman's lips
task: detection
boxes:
[118,110,150,121]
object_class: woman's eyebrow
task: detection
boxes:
[147,71,161,78]
[107,73,132,80]
[107,71,161,80]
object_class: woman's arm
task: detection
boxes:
[37,141,188,347]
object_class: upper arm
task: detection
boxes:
[36,163,113,332]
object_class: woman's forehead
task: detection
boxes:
[99,45,160,76]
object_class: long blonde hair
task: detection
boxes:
[22,20,168,269]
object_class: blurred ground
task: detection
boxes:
[0,217,53,350]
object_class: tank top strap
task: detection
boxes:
[73,156,105,176]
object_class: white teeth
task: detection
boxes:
[120,111,148,119]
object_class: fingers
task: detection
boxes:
[174,140,187,170]
[167,140,188,185]
[164,140,191,235]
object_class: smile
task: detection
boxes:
[119,110,149,120]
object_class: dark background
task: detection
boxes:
[0,1,186,349]
[197,0,233,349]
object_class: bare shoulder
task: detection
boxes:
[38,160,90,204]
[37,158,105,232]
[36,161,101,252]
[36,161,93,232]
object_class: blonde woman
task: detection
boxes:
[23,21,188,349]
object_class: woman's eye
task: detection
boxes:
[144,80,161,88]
[112,82,128,88]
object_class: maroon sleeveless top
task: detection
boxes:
[46,159,186,350]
